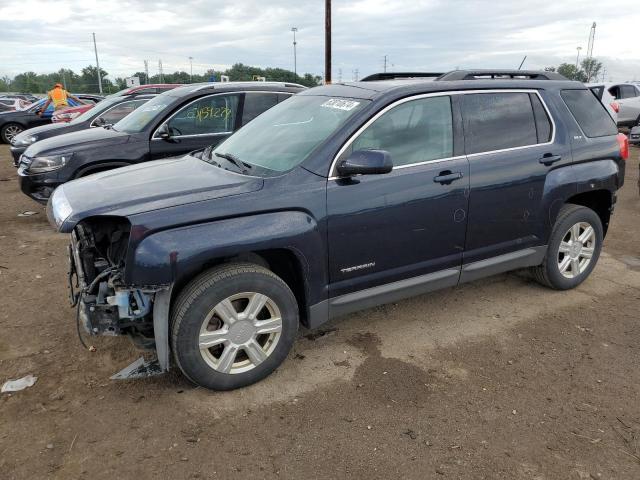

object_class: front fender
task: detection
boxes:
[125,211,326,304]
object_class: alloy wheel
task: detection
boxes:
[199,292,283,374]
[4,125,22,143]
[557,221,596,279]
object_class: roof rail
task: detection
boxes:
[435,70,568,81]
[360,72,444,81]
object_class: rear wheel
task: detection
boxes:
[532,204,603,290]
[171,263,299,390]
[1,123,23,144]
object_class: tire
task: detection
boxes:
[0,123,23,144]
[171,263,299,390]
[532,204,603,290]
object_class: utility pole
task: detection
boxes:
[61,70,67,90]
[144,60,149,84]
[189,56,193,83]
[575,46,582,69]
[158,59,163,83]
[92,32,103,94]
[383,55,388,73]
[601,66,607,82]
[325,0,331,84]
[353,69,359,81]
[291,27,298,77]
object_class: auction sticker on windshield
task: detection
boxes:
[321,99,360,111]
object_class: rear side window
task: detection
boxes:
[620,85,638,99]
[561,89,617,138]
[241,92,279,125]
[461,92,538,154]
[97,99,148,125]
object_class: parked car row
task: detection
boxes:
[0,85,184,144]
[0,94,104,143]
[14,82,303,202]
[51,84,181,123]
[20,69,625,391]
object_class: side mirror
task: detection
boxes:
[157,123,171,140]
[336,149,393,176]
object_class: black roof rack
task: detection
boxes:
[435,69,568,81]
[360,72,444,81]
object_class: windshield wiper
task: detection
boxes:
[215,152,252,174]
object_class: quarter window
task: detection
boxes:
[160,94,239,137]
[561,89,618,138]
[461,92,539,154]
[348,96,453,167]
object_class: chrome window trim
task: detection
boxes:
[328,89,556,180]
[89,99,147,128]
[151,90,293,140]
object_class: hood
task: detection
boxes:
[13,122,70,142]
[24,126,131,157]
[49,155,264,231]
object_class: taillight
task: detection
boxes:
[610,101,620,113]
[617,133,629,160]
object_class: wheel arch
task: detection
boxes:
[74,160,133,178]
[169,248,311,327]
[565,190,613,236]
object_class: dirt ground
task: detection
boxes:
[1,145,639,480]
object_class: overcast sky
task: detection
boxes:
[1,0,639,83]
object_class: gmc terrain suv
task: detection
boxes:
[47,70,628,391]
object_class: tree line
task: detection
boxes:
[545,58,604,83]
[0,63,323,94]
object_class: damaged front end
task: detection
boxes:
[68,217,169,378]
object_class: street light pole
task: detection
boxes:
[291,28,298,78]
[575,46,582,70]
[92,32,103,94]
[189,56,193,83]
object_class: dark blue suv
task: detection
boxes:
[47,70,628,390]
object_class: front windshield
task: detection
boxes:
[211,95,368,172]
[70,97,120,124]
[112,94,173,133]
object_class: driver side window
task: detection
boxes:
[346,96,453,167]
[162,94,240,137]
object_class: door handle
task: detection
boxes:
[433,171,463,185]
[539,154,562,166]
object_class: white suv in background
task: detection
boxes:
[587,84,618,124]
[603,83,640,128]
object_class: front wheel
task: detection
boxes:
[532,204,603,290]
[171,263,299,390]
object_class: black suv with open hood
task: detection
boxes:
[18,82,305,203]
